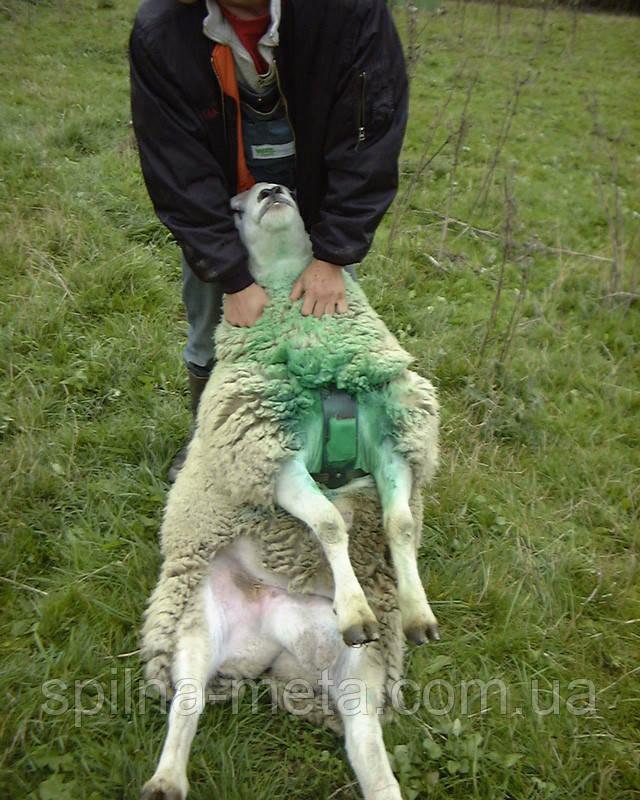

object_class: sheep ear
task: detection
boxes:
[230,190,250,231]
[230,190,250,214]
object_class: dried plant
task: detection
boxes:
[438,75,478,264]
[477,172,517,368]
[465,71,532,223]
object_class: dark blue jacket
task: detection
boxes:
[129,0,408,293]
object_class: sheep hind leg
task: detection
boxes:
[275,457,379,646]
[331,646,402,800]
[372,440,440,645]
[141,626,214,800]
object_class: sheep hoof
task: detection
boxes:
[427,623,441,642]
[141,778,185,800]
[405,623,441,646]
[342,620,380,647]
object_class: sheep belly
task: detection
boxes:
[202,552,342,681]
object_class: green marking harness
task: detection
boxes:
[314,389,367,488]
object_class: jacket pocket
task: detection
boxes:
[355,65,394,151]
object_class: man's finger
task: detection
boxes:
[290,279,303,303]
[320,300,339,318]
[300,293,316,317]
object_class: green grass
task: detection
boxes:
[1,1,638,799]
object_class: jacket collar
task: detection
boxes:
[203,0,280,48]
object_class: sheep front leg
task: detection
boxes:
[141,624,214,800]
[275,457,379,645]
[372,440,440,646]
[331,646,403,800]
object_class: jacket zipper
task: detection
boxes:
[357,70,366,149]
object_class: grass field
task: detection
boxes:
[1,1,639,798]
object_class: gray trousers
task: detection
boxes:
[181,254,357,377]
[181,254,223,377]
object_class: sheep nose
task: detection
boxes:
[258,185,282,201]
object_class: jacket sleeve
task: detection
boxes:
[129,22,253,293]
[309,0,408,266]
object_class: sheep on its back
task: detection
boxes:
[140,183,442,800]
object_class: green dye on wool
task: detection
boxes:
[221,280,412,396]
[215,278,415,453]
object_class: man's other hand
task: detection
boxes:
[289,259,347,318]
[224,282,270,327]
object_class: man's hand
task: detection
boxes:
[224,282,270,327]
[290,259,348,318]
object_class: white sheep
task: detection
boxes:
[140,183,440,800]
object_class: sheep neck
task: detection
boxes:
[246,228,312,294]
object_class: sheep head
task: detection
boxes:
[231,183,313,292]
